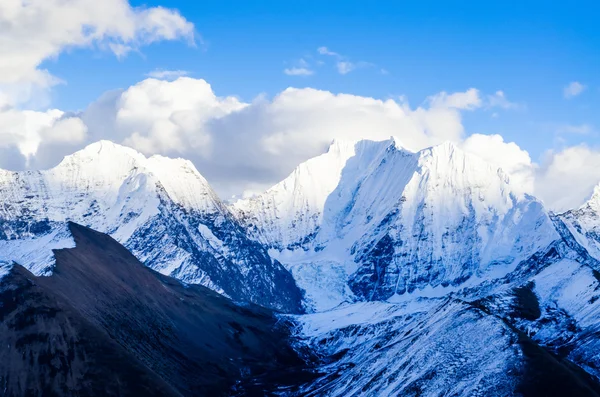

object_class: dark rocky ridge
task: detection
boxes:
[0,222,309,396]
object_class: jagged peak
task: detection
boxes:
[328,136,405,155]
[582,183,600,212]
[421,140,461,156]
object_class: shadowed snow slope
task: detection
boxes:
[0,141,303,313]
[234,138,557,311]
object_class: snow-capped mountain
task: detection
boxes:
[557,184,600,261]
[234,138,557,311]
[230,138,600,395]
[5,138,600,395]
[0,141,303,313]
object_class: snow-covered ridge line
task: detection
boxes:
[0,140,304,313]
[0,223,75,280]
[233,137,559,311]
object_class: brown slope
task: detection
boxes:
[0,265,182,397]
[0,222,308,396]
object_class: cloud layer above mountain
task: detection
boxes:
[0,75,597,212]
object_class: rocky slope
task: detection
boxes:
[0,141,303,313]
[0,222,308,396]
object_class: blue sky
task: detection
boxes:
[43,0,600,160]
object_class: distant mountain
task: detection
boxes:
[0,141,303,313]
[0,222,307,396]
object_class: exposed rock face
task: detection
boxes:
[0,222,307,396]
[0,141,303,313]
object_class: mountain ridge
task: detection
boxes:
[234,137,557,311]
[4,138,600,395]
[0,221,308,396]
[0,141,303,313]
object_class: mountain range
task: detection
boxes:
[2,138,600,396]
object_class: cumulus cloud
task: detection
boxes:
[105,77,245,155]
[7,74,600,211]
[0,105,87,162]
[461,134,534,194]
[0,0,194,104]
[536,145,600,211]
[22,78,481,197]
[564,81,586,99]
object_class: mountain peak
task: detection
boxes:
[424,140,461,156]
[328,136,404,154]
[56,140,148,173]
[77,140,145,159]
[585,183,600,212]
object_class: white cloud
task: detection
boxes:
[23,78,480,197]
[145,69,190,79]
[113,77,246,155]
[535,145,600,211]
[284,67,314,76]
[0,106,87,161]
[283,58,315,76]
[0,0,195,104]
[428,88,482,110]
[461,134,534,194]
[336,61,355,75]
[564,81,586,99]
[8,74,600,211]
[39,116,88,144]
